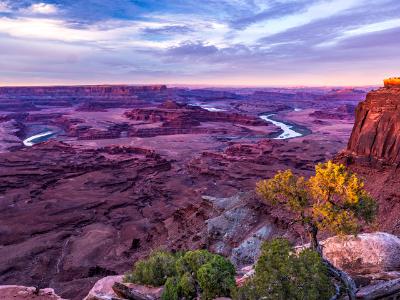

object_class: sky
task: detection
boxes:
[0,0,399,86]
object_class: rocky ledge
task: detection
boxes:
[4,232,397,300]
[0,285,65,300]
[337,79,400,235]
[346,82,400,165]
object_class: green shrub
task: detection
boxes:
[176,249,213,278]
[162,277,179,300]
[126,249,236,300]
[233,238,335,300]
[124,250,178,286]
[177,272,197,299]
[231,280,258,300]
[197,255,236,300]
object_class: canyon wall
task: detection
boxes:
[339,79,400,235]
[346,83,400,165]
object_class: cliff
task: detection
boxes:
[346,81,400,164]
[338,79,400,235]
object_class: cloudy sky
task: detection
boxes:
[0,0,399,86]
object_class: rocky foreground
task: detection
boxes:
[4,232,400,300]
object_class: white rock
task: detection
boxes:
[83,275,123,300]
[83,275,163,300]
[321,232,400,275]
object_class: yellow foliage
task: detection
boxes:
[256,161,377,236]
[256,170,309,212]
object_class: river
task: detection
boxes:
[23,131,55,146]
[200,105,225,112]
[260,114,303,140]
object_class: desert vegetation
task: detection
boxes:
[233,238,334,300]
[121,162,378,300]
[256,161,377,299]
[124,249,236,300]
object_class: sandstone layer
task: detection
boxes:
[346,85,400,164]
[338,82,400,234]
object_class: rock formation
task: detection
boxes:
[346,80,400,164]
[322,232,400,277]
[0,285,65,300]
[83,275,163,300]
[337,78,400,235]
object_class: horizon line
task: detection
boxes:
[0,82,381,89]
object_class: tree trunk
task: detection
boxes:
[307,222,321,255]
[306,223,356,300]
[324,259,357,300]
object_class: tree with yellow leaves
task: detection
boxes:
[256,161,377,299]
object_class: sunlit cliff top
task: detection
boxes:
[384,77,400,87]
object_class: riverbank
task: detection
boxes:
[23,131,55,147]
[260,114,311,139]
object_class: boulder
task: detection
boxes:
[83,275,163,300]
[83,275,123,300]
[321,232,400,275]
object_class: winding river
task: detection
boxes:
[197,104,303,140]
[23,131,54,146]
[260,114,303,140]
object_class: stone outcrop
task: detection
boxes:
[346,82,400,164]
[321,232,400,276]
[0,285,65,300]
[339,80,400,235]
[83,275,163,300]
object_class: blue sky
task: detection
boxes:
[0,0,399,86]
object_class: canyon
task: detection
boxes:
[1,82,396,299]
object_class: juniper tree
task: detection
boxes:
[256,160,377,299]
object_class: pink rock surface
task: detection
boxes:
[84,275,164,300]
[347,85,400,164]
[322,232,400,275]
[0,285,65,300]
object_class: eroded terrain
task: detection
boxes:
[0,85,369,299]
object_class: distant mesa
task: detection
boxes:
[158,99,187,109]
[384,77,400,88]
